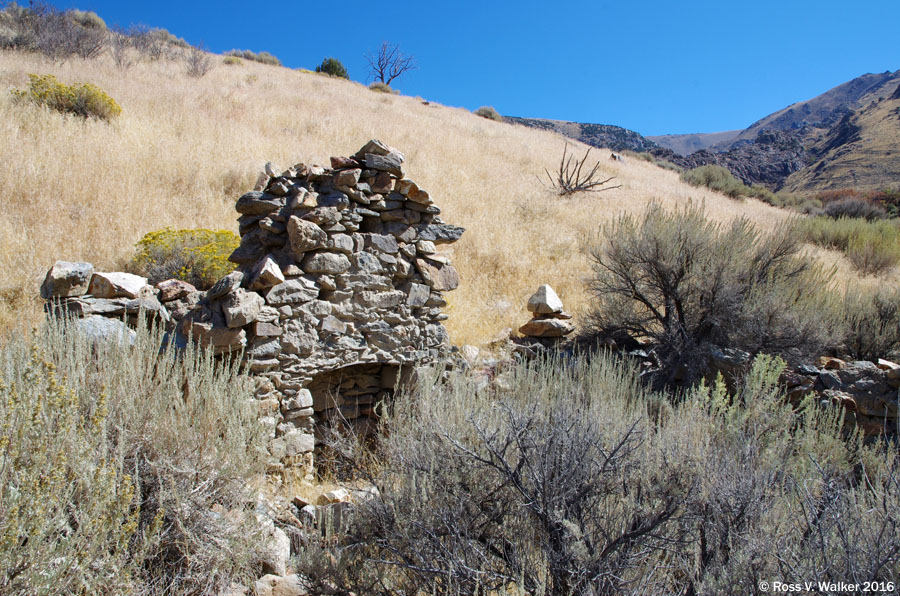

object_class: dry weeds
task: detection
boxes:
[0,50,850,344]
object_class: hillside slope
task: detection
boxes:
[0,50,797,344]
[784,88,900,192]
[711,69,900,152]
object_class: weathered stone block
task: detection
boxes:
[41,261,94,299]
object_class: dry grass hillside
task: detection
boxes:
[785,94,900,192]
[1,49,803,345]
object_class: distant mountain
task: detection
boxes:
[504,117,658,153]
[783,84,900,192]
[507,70,900,194]
[712,69,900,152]
[651,70,900,192]
[648,130,741,156]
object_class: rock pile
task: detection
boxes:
[40,262,193,343]
[40,140,465,481]
[781,356,899,437]
[518,284,574,338]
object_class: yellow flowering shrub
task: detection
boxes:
[11,73,122,121]
[130,227,239,289]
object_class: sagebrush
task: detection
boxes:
[301,353,899,595]
[0,318,268,595]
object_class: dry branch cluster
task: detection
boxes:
[545,144,621,195]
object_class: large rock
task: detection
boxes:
[248,255,285,291]
[415,259,460,291]
[519,317,575,338]
[73,315,136,345]
[527,285,564,314]
[222,289,264,328]
[416,223,465,244]
[41,261,94,299]
[235,191,284,215]
[87,272,149,299]
[207,271,244,300]
[302,252,351,275]
[155,279,196,302]
[364,152,404,177]
[287,216,327,255]
[265,278,319,305]
[354,139,391,159]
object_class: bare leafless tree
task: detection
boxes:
[365,41,416,86]
[545,144,621,195]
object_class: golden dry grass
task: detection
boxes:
[0,49,824,345]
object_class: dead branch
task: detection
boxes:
[545,144,622,196]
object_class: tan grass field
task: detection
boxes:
[0,49,858,345]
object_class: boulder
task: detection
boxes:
[73,315,136,345]
[222,289,264,328]
[415,259,460,291]
[519,317,574,338]
[207,271,244,300]
[155,279,196,302]
[527,284,564,314]
[353,139,391,159]
[41,261,94,299]
[87,272,149,299]
[364,152,404,177]
[265,278,319,306]
[416,223,465,244]
[249,256,285,291]
[235,191,284,215]
[302,252,351,275]
[287,217,327,255]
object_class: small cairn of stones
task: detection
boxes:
[519,284,574,339]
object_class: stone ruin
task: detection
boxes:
[40,139,465,479]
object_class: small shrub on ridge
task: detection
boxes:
[129,227,239,289]
[368,81,394,93]
[223,55,242,66]
[11,73,121,121]
[315,57,349,79]
[474,105,502,121]
[226,49,281,66]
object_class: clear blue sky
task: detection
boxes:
[45,0,900,135]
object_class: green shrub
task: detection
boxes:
[11,73,121,121]
[474,105,502,121]
[833,285,900,360]
[367,81,394,93]
[0,318,267,594]
[226,49,281,66]
[586,202,834,384]
[223,55,242,66]
[302,352,898,594]
[680,164,751,199]
[315,57,348,79]
[129,227,239,289]
[823,197,887,221]
[795,216,900,275]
